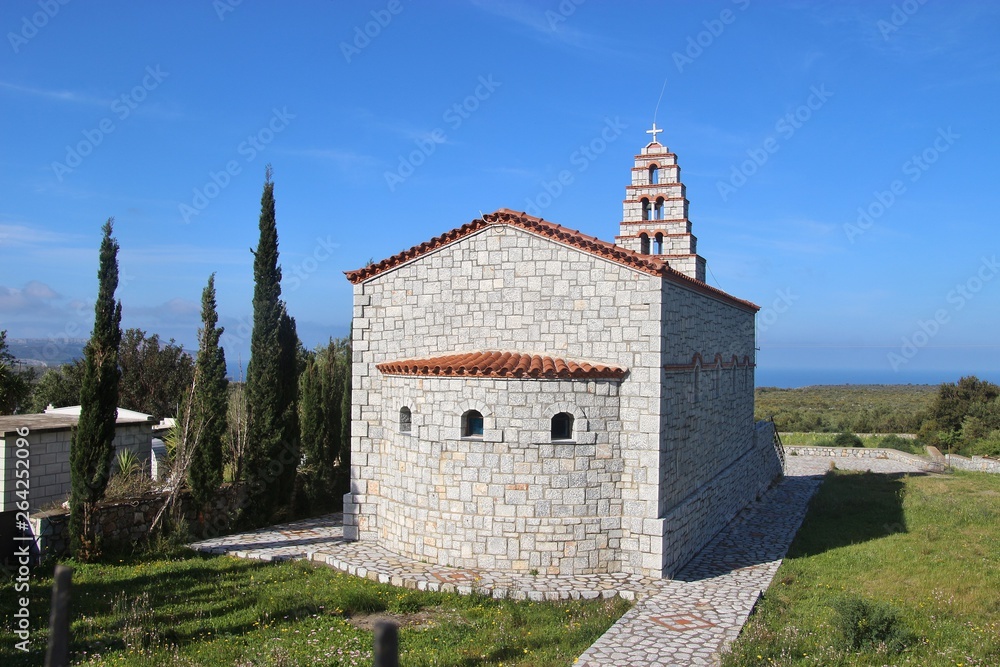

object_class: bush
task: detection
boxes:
[832,596,915,654]
[834,432,863,448]
[878,434,922,455]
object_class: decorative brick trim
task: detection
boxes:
[663,353,755,372]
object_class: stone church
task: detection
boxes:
[343,128,783,579]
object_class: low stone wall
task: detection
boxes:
[27,486,243,561]
[784,445,946,473]
[945,454,1000,474]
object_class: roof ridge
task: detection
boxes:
[345,208,758,312]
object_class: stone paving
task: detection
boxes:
[189,455,931,665]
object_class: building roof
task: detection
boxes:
[0,406,154,437]
[345,208,758,313]
[376,351,627,380]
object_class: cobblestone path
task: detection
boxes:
[190,455,929,665]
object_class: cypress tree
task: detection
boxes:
[275,306,300,505]
[244,166,299,523]
[70,219,123,559]
[189,273,229,509]
[337,334,352,497]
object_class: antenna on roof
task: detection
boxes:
[650,76,669,142]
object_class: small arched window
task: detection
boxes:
[654,232,664,254]
[649,164,659,185]
[462,410,484,438]
[551,412,574,441]
[654,197,664,220]
[640,198,650,221]
[399,406,412,433]
[639,233,650,255]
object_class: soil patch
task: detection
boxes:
[345,606,462,631]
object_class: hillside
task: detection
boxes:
[755,384,938,434]
[5,337,87,368]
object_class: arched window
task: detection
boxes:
[399,406,411,433]
[649,164,659,185]
[462,410,484,438]
[654,197,664,220]
[639,233,650,255]
[654,232,664,254]
[551,412,574,441]
[640,198,650,221]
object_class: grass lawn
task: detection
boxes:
[721,470,1000,666]
[1,549,629,666]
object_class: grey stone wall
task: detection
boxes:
[346,220,770,578]
[26,485,243,561]
[345,225,665,574]
[1,422,153,513]
[372,375,623,574]
[945,454,1000,473]
[784,445,946,473]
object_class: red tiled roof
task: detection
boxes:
[345,208,759,313]
[376,351,627,380]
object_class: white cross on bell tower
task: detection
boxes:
[646,123,663,144]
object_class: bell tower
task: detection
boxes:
[616,124,706,282]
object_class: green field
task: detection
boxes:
[755,385,937,434]
[0,551,629,666]
[721,470,1000,666]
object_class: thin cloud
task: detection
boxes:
[469,0,628,58]
[0,222,85,248]
[278,147,380,170]
[0,80,109,106]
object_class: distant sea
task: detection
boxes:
[756,368,1000,389]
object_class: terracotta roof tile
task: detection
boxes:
[376,351,627,380]
[345,208,759,313]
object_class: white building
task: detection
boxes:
[342,130,783,578]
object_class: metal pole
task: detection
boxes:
[44,564,73,667]
[373,620,399,667]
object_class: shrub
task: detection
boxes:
[879,434,922,455]
[832,596,915,653]
[834,432,863,448]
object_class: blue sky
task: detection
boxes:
[1,0,998,385]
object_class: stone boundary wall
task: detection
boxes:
[779,433,917,440]
[945,454,1000,474]
[784,445,946,473]
[26,486,243,561]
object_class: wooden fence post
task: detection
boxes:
[373,620,399,667]
[44,564,73,667]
